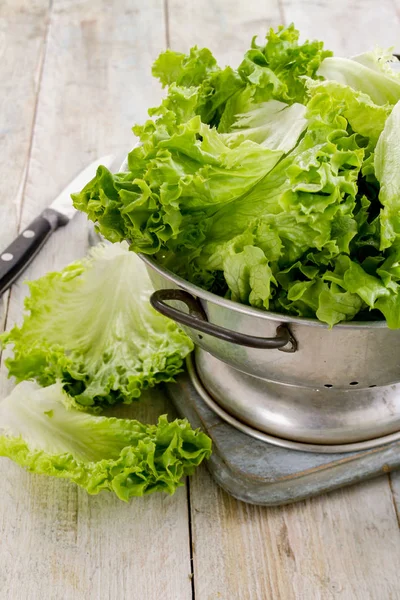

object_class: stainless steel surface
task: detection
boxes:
[50,154,115,220]
[141,254,400,390]
[142,254,400,445]
[187,355,400,453]
[195,348,400,444]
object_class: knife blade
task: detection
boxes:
[0,154,115,296]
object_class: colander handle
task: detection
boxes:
[150,289,297,352]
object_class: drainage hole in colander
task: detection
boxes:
[198,334,203,340]
[324,384,333,388]
[369,384,377,388]
[350,381,359,386]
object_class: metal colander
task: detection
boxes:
[142,254,400,452]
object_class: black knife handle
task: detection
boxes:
[0,208,67,295]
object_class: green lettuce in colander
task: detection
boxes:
[73,24,400,327]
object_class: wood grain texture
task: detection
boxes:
[0,0,51,329]
[0,2,192,599]
[390,472,400,526]
[190,467,400,600]
[167,0,282,65]
[281,0,400,55]
[0,0,50,246]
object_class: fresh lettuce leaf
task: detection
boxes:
[351,47,399,73]
[151,25,330,129]
[222,99,307,152]
[196,67,245,125]
[1,243,193,411]
[317,56,400,105]
[375,292,400,328]
[73,115,284,255]
[324,255,389,307]
[307,79,391,143]
[217,24,330,132]
[195,92,364,275]
[374,100,400,249]
[237,24,332,105]
[315,284,364,327]
[170,90,381,323]
[152,46,219,88]
[222,245,276,309]
[0,381,211,500]
[152,46,244,126]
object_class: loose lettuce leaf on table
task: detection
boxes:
[0,381,211,500]
[1,243,193,411]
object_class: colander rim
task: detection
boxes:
[139,253,390,330]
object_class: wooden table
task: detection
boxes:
[1,1,400,598]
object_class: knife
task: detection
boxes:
[0,155,115,296]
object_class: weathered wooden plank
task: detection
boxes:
[167,0,282,65]
[0,2,192,599]
[0,0,51,329]
[389,473,400,523]
[281,0,400,55]
[190,467,400,600]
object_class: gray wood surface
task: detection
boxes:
[1,1,400,599]
[0,0,51,333]
[0,2,191,600]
